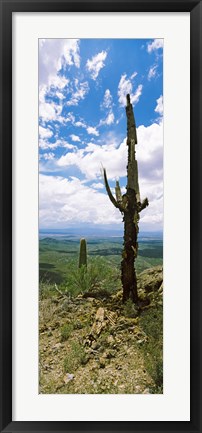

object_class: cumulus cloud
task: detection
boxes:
[39,39,85,123]
[75,120,86,128]
[155,95,163,116]
[147,39,163,53]
[70,134,81,142]
[39,39,80,87]
[39,174,121,228]
[56,91,65,100]
[39,126,53,139]
[91,182,104,189]
[41,152,55,160]
[99,111,115,126]
[57,122,163,183]
[99,89,115,126]
[101,89,113,109]
[86,126,99,136]
[66,80,89,106]
[39,101,63,122]
[39,138,76,150]
[118,74,143,106]
[86,50,107,80]
[48,75,69,90]
[40,120,163,229]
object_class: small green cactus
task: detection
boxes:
[78,238,87,268]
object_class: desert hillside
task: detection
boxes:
[39,265,163,394]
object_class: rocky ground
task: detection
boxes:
[39,265,163,394]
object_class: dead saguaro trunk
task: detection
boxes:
[103,94,149,303]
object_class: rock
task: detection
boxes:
[91,341,100,350]
[99,351,110,368]
[106,349,116,359]
[143,388,151,394]
[106,335,115,346]
[89,307,106,339]
[135,385,142,393]
[52,342,62,350]
[138,265,163,293]
[64,373,74,384]
[99,356,106,368]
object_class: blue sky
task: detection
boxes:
[39,38,163,232]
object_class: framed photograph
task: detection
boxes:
[0,1,201,432]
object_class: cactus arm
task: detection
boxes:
[139,197,149,212]
[103,168,123,211]
[115,180,122,203]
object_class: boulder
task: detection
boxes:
[138,265,163,293]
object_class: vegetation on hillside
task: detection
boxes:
[39,252,163,394]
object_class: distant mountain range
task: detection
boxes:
[39,227,163,240]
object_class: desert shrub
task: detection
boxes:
[63,257,120,297]
[123,299,138,318]
[39,281,56,299]
[60,323,74,341]
[63,341,87,372]
[139,306,163,393]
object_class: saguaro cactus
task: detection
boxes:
[78,238,87,268]
[103,94,149,303]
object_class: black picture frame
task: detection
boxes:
[0,1,201,432]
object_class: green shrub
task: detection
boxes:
[39,281,56,299]
[139,306,163,393]
[123,299,138,318]
[63,341,87,372]
[64,257,121,297]
[60,323,74,341]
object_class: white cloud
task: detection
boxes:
[148,64,158,80]
[91,182,104,190]
[130,84,143,105]
[63,40,80,68]
[48,75,69,90]
[86,50,107,80]
[57,138,127,181]
[75,120,86,128]
[40,120,163,229]
[131,71,138,80]
[39,39,83,122]
[39,126,53,139]
[105,111,115,125]
[39,39,80,87]
[39,101,62,122]
[100,111,115,126]
[70,134,81,142]
[42,152,55,160]
[147,39,163,53]
[57,121,163,182]
[66,80,89,106]
[39,174,121,227]
[65,112,75,123]
[39,138,76,150]
[86,126,99,136]
[101,89,113,109]
[118,74,143,106]
[56,91,65,100]
[155,95,163,116]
